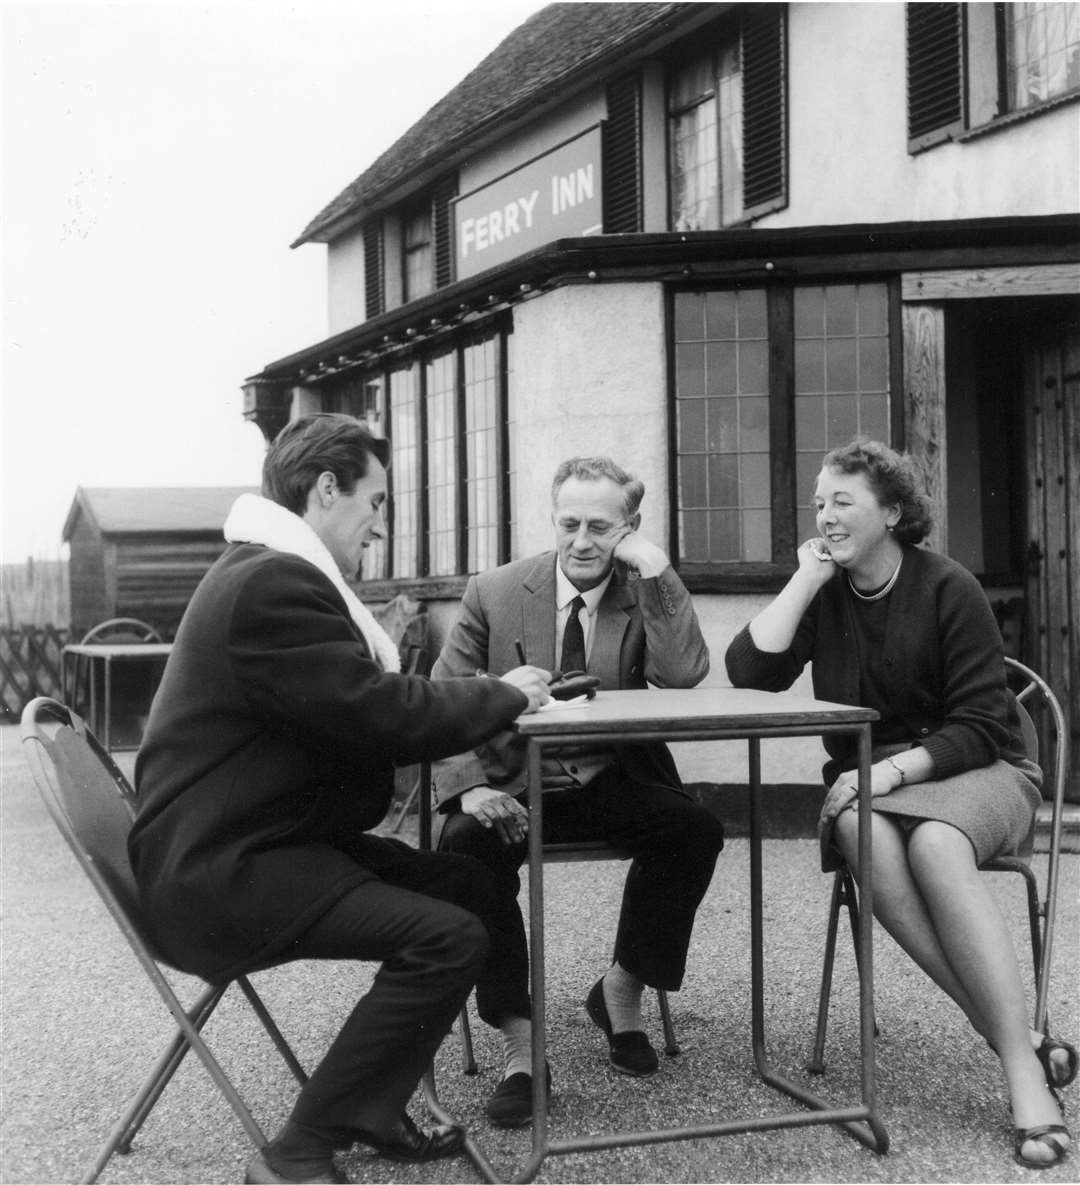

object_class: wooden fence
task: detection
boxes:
[0,626,69,720]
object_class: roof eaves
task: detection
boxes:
[291,3,713,248]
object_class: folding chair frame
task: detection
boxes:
[806,656,1070,1074]
[21,697,308,1185]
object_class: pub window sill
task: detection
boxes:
[354,575,471,603]
[679,565,797,595]
[958,89,1080,143]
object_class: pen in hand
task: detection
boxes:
[514,639,527,665]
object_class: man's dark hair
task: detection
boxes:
[262,414,391,515]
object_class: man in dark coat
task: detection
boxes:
[129,414,551,1185]
[431,455,725,1127]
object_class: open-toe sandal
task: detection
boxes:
[1014,1123,1071,1170]
[1035,1035,1078,1091]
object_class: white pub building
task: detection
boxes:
[241,2,1080,792]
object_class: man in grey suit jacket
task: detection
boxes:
[432,456,726,1128]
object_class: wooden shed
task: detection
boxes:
[62,486,257,638]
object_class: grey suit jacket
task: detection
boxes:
[430,551,709,807]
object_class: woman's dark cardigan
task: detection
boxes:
[725,547,1028,786]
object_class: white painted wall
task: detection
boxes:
[327,225,366,335]
[765,2,1079,229]
[507,282,669,555]
[458,88,606,199]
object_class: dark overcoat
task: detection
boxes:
[129,544,526,983]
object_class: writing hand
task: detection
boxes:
[499,664,552,713]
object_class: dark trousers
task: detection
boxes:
[438,767,725,1024]
[282,835,518,1134]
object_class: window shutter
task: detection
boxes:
[433,174,458,289]
[603,72,642,233]
[363,219,384,320]
[742,4,787,219]
[906,3,964,150]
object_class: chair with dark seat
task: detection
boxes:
[21,697,307,1185]
[806,656,1070,1073]
[417,778,681,1074]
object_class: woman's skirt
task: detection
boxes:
[820,748,1042,871]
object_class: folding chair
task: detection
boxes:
[417,772,681,1075]
[806,656,1070,1073]
[20,697,307,1184]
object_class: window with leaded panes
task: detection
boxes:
[425,352,458,576]
[348,328,508,583]
[1004,2,1080,110]
[389,365,421,578]
[906,2,1079,150]
[666,5,786,230]
[672,281,895,577]
[403,204,434,302]
[464,337,500,572]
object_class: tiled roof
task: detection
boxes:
[292,2,699,246]
[63,487,259,540]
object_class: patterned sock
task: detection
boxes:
[501,1015,533,1078]
[603,962,645,1034]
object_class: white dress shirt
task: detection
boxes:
[554,565,612,668]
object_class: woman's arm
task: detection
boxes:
[749,539,837,652]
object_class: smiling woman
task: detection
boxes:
[725,437,1071,1171]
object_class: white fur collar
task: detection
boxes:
[223,493,401,673]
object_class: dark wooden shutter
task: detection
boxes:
[603,72,642,234]
[906,3,964,150]
[742,4,787,219]
[363,218,384,320]
[432,174,458,289]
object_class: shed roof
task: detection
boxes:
[292,2,703,246]
[62,487,258,541]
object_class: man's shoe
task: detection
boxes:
[335,1112,464,1162]
[586,977,659,1077]
[485,1063,553,1128]
[244,1149,346,1184]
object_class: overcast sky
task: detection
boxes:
[1,0,548,560]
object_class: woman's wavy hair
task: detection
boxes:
[262,413,391,515]
[822,438,933,545]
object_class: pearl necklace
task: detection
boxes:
[848,554,903,603]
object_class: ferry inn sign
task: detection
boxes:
[454,126,602,279]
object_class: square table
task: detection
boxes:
[425,686,885,1183]
[60,642,173,751]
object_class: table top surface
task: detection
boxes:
[513,686,876,737]
[62,642,174,658]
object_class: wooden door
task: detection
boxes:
[1024,329,1079,798]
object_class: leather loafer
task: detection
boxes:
[244,1148,346,1184]
[335,1112,464,1162]
[485,1062,553,1128]
[586,977,659,1077]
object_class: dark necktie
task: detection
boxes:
[561,595,587,673]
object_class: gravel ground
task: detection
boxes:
[2,723,1077,1185]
